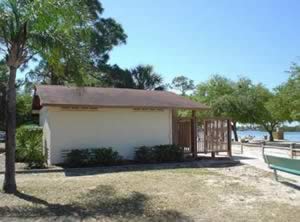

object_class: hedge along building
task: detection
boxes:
[32,85,210,165]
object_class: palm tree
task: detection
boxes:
[131,65,164,90]
[0,1,127,193]
[0,0,97,193]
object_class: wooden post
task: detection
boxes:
[227,119,232,157]
[290,143,295,159]
[204,120,208,153]
[172,109,178,145]
[211,152,215,158]
[215,119,222,155]
[191,110,197,159]
[194,112,197,157]
[261,141,266,160]
[241,143,244,154]
[274,169,278,181]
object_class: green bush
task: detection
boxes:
[65,148,122,167]
[65,149,90,167]
[153,144,184,162]
[16,125,45,168]
[134,146,156,163]
[91,148,121,165]
[135,144,184,163]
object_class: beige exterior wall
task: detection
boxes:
[40,107,173,164]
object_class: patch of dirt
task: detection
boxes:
[210,165,300,206]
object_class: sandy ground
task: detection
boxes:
[0,161,299,221]
[0,144,299,221]
[231,144,300,183]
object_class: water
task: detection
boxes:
[237,130,300,142]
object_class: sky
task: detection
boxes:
[100,0,300,89]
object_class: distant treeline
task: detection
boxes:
[280,125,300,132]
[237,125,300,132]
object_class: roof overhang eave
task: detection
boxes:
[40,103,210,111]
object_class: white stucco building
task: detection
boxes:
[33,85,207,165]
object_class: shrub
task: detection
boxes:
[65,149,90,167]
[91,148,121,165]
[135,144,184,163]
[153,144,184,162]
[134,146,156,163]
[16,125,45,168]
[65,148,122,167]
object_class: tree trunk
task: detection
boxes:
[0,87,6,131]
[268,131,274,142]
[3,66,17,194]
[231,122,238,142]
[50,71,59,85]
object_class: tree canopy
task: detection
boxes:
[94,64,165,90]
[170,75,195,95]
[193,75,240,140]
[275,63,300,121]
[192,75,291,141]
[23,0,127,87]
[130,65,164,90]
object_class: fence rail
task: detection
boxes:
[234,141,300,158]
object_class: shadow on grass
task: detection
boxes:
[0,185,193,221]
[63,160,242,177]
[279,181,300,191]
[231,156,257,160]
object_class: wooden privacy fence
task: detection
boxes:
[176,118,232,157]
[198,119,232,156]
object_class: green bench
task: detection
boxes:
[263,155,300,180]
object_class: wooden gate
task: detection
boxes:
[177,117,232,157]
[176,118,192,153]
[197,119,232,157]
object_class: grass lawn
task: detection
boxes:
[0,163,299,221]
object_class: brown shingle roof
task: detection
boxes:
[33,85,209,110]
